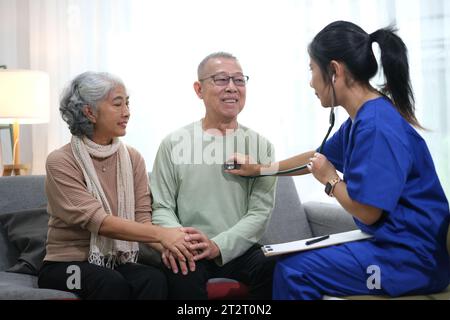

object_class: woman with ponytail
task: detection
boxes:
[228,21,449,299]
[38,72,201,299]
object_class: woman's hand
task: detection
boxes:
[224,153,260,177]
[158,227,195,266]
[308,153,339,185]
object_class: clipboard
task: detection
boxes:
[261,230,373,257]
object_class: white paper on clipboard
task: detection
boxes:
[261,230,373,257]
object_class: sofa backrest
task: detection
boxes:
[260,176,312,244]
[0,174,312,270]
[0,175,47,213]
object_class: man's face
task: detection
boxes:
[195,58,246,121]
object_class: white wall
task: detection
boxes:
[0,0,449,202]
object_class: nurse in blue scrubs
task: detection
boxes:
[227,21,450,299]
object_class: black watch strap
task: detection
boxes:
[325,177,341,197]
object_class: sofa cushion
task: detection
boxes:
[328,285,450,300]
[0,208,48,275]
[137,243,162,266]
[0,222,18,271]
[303,201,357,237]
[207,278,249,300]
[0,271,78,300]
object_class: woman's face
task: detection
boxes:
[309,58,334,107]
[91,85,130,145]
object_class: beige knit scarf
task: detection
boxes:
[71,136,138,269]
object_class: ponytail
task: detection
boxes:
[309,21,423,129]
[370,27,423,129]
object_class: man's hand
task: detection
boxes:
[161,248,196,275]
[182,227,221,261]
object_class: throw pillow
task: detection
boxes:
[138,243,162,267]
[0,208,48,275]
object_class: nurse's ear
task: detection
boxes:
[330,60,345,84]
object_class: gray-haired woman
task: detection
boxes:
[38,71,196,299]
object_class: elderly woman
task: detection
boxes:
[38,71,195,299]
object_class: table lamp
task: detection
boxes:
[0,68,50,176]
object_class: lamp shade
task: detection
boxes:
[0,70,50,124]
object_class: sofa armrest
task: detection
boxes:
[304,201,357,237]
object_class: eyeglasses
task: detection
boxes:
[199,74,249,87]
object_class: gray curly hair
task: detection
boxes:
[60,71,125,137]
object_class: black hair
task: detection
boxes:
[308,21,421,128]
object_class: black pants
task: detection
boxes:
[164,245,276,300]
[38,261,167,300]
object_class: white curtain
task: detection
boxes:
[1,0,449,202]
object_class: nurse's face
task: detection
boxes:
[309,58,334,107]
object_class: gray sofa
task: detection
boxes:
[0,174,357,300]
[1,175,449,300]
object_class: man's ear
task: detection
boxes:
[82,105,97,123]
[193,81,203,99]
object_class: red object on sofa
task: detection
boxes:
[207,279,249,300]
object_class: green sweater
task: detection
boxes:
[150,120,277,265]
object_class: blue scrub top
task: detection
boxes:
[322,97,450,296]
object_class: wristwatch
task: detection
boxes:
[325,176,341,197]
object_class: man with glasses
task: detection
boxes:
[150,52,277,299]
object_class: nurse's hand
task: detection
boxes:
[307,153,338,185]
[225,153,260,177]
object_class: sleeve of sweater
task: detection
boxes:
[45,148,109,235]
[149,138,183,228]
[127,146,152,224]
[211,140,278,265]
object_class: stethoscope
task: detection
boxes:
[266,106,335,176]
[255,78,337,177]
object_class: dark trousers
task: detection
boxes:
[164,245,276,300]
[38,261,168,300]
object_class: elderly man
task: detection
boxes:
[151,52,277,300]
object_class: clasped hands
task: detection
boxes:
[160,226,219,275]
